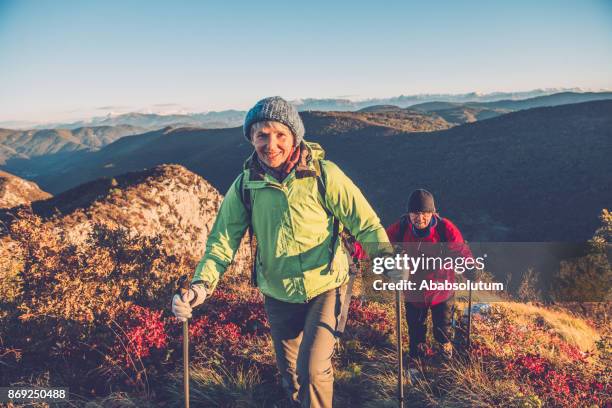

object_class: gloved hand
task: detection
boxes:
[171,283,207,322]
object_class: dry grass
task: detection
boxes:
[168,363,286,408]
[497,302,600,353]
[411,357,543,408]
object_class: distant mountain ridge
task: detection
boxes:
[29,111,246,131]
[410,91,612,111]
[304,110,451,133]
[0,125,145,165]
[384,91,612,125]
[3,89,609,130]
[292,88,604,111]
[358,104,506,126]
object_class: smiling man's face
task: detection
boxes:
[409,211,434,229]
[251,121,295,168]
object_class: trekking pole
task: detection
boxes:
[395,290,404,408]
[466,284,473,350]
[176,276,194,408]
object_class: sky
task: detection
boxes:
[0,0,611,123]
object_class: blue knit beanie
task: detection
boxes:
[243,96,305,146]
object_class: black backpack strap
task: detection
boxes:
[398,215,409,242]
[437,216,447,242]
[238,172,252,215]
[314,160,340,263]
[238,172,257,287]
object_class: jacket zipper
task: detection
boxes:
[256,177,309,303]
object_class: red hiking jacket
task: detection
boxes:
[386,215,473,307]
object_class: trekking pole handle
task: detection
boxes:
[176,275,198,307]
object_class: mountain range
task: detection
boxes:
[3,89,610,131]
[2,91,610,170]
[0,107,450,183]
[0,125,145,166]
[368,91,612,126]
[1,100,609,242]
[39,110,247,131]
[288,88,608,111]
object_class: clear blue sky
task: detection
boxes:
[1,0,611,123]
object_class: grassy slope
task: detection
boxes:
[72,271,609,408]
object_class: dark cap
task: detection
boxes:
[407,189,436,213]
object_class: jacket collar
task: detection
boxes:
[411,214,439,238]
[243,141,325,181]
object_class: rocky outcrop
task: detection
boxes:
[0,170,52,209]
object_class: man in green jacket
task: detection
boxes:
[172,96,391,408]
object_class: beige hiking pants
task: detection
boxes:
[263,283,347,408]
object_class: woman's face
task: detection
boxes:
[409,211,434,229]
[251,121,295,168]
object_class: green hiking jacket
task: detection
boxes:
[192,141,390,303]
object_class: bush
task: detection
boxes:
[551,209,611,302]
[1,211,193,393]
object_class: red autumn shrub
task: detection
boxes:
[470,307,610,407]
[346,298,393,344]
[110,305,168,366]
[503,352,608,407]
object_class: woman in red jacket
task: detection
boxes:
[386,189,472,360]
